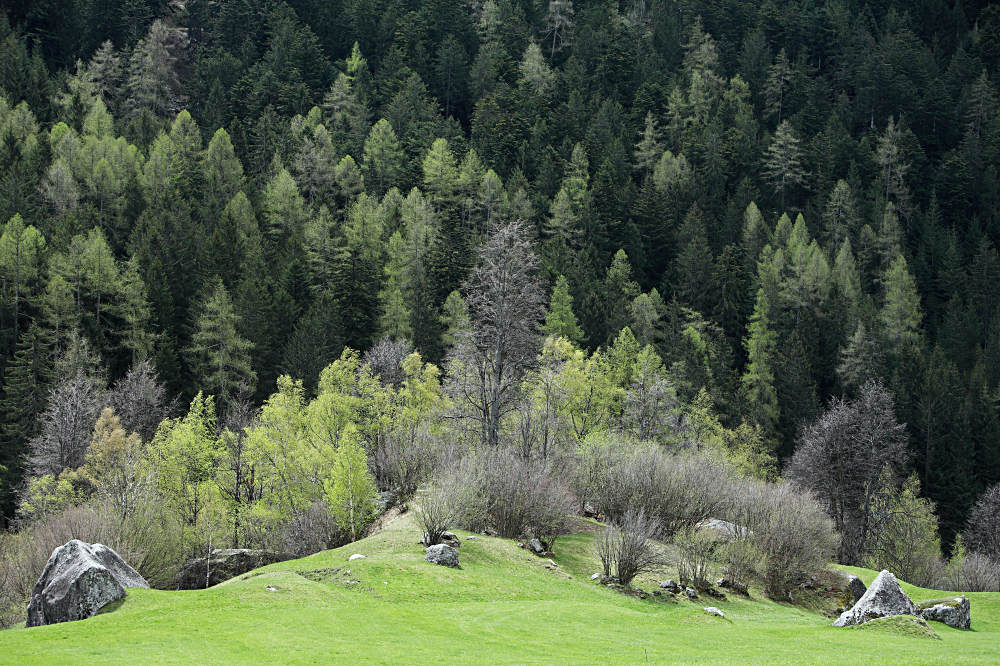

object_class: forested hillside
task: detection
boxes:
[0,0,998,552]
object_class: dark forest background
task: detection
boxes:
[0,0,999,547]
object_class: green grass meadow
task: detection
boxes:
[2,513,998,664]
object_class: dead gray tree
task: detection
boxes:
[448,218,545,448]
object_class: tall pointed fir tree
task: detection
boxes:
[0,324,52,516]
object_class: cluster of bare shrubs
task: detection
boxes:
[574,438,839,596]
[418,446,576,548]
[596,509,666,587]
[574,437,727,536]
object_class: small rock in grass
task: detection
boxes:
[425,544,460,568]
[528,538,547,555]
[704,606,725,618]
[348,554,366,561]
[660,579,680,593]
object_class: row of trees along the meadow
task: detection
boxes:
[0,0,999,590]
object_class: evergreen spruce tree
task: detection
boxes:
[0,324,52,515]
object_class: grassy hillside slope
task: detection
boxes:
[1,513,997,664]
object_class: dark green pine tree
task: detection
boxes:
[671,204,715,315]
[0,324,53,516]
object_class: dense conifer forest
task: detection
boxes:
[0,0,999,573]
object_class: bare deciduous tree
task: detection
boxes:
[964,483,1000,564]
[27,371,106,477]
[108,359,173,442]
[786,381,908,565]
[448,219,545,447]
[363,336,413,387]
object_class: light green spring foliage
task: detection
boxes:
[880,254,923,351]
[323,431,377,542]
[152,393,223,534]
[741,288,779,438]
[187,278,256,407]
[542,275,584,344]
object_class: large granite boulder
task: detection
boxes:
[425,544,459,568]
[833,570,917,627]
[27,540,148,627]
[918,596,971,629]
[176,549,288,589]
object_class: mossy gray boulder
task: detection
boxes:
[918,596,971,629]
[425,544,459,567]
[26,540,148,627]
[177,549,288,589]
[833,570,916,627]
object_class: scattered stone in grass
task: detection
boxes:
[660,580,680,593]
[348,554,366,561]
[704,607,725,618]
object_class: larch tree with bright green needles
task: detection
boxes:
[0,213,46,341]
[201,128,244,218]
[740,201,770,270]
[422,138,459,210]
[833,238,862,319]
[263,168,309,246]
[188,277,256,409]
[323,430,377,542]
[634,112,663,176]
[543,274,584,344]
[741,288,779,440]
[440,289,470,350]
[762,120,806,210]
[519,41,555,96]
[880,254,923,353]
[363,119,403,196]
[117,256,154,363]
[630,289,665,347]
